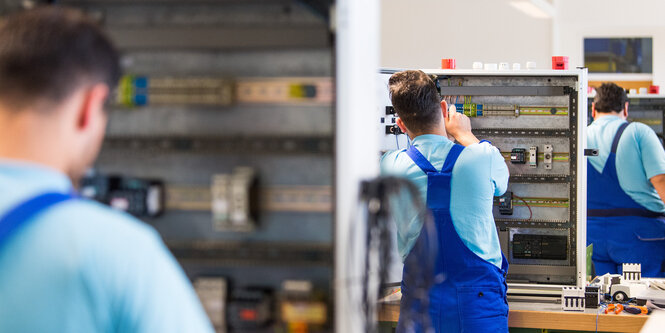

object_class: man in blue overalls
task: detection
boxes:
[587,82,665,278]
[381,70,510,332]
[0,7,213,332]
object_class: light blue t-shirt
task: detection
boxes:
[587,115,665,212]
[381,135,508,268]
[0,160,213,333]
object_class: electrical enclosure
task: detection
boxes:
[379,69,588,288]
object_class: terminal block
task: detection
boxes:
[561,287,585,311]
[622,263,642,281]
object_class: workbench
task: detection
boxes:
[379,301,648,332]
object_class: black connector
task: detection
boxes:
[385,106,396,115]
[385,124,403,135]
[498,191,513,215]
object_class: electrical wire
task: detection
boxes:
[512,194,533,221]
[349,176,436,333]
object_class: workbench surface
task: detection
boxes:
[379,301,648,332]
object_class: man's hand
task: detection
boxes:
[445,111,480,146]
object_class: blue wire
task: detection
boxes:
[596,307,599,333]
[395,134,400,149]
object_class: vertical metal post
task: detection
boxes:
[335,0,380,332]
[576,68,589,287]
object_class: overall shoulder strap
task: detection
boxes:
[0,192,74,248]
[441,144,465,173]
[611,122,630,154]
[406,145,437,174]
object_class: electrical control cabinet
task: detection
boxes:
[380,69,588,288]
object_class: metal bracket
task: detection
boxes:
[495,219,570,229]
[510,174,571,183]
[584,149,599,156]
[544,145,553,170]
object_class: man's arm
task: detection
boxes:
[445,111,479,146]
[489,144,509,196]
[650,174,665,205]
[636,124,665,206]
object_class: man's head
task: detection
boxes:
[0,6,119,181]
[592,82,628,119]
[389,70,446,137]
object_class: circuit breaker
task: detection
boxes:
[379,69,588,288]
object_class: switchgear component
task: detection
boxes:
[211,167,259,232]
[529,146,538,168]
[227,288,273,330]
[512,234,567,260]
[498,191,513,215]
[385,106,395,115]
[385,124,403,135]
[544,145,553,170]
[80,172,164,217]
[561,287,585,311]
[510,148,527,164]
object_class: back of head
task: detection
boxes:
[594,82,627,114]
[0,6,120,112]
[388,70,442,134]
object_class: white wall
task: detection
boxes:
[381,0,665,86]
[555,0,665,86]
[381,0,552,69]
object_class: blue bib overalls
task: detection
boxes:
[397,144,509,333]
[0,193,73,248]
[587,122,665,277]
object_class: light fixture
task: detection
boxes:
[509,0,554,19]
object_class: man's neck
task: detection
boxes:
[0,113,69,175]
[410,126,447,140]
[594,111,624,121]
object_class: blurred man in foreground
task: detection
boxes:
[0,7,213,332]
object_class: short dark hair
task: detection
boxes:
[594,82,628,113]
[0,6,120,111]
[388,70,442,134]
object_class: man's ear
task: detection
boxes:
[396,117,408,135]
[76,84,109,130]
[623,101,629,118]
[440,100,448,119]
[591,102,597,119]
